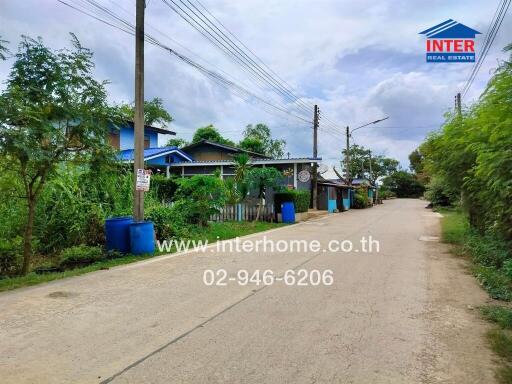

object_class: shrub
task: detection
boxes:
[424,176,458,207]
[174,175,227,226]
[59,245,104,269]
[145,203,191,240]
[151,175,179,203]
[274,190,310,213]
[352,189,369,209]
[0,237,23,276]
[378,189,395,199]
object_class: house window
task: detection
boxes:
[144,135,150,149]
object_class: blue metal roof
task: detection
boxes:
[117,146,193,162]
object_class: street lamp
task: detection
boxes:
[345,117,389,185]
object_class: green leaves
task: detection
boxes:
[419,42,512,239]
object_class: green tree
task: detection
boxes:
[341,144,399,183]
[418,43,512,237]
[192,124,235,146]
[166,137,189,148]
[238,136,265,155]
[0,35,116,274]
[240,123,286,158]
[246,167,282,221]
[174,175,227,226]
[118,97,173,127]
[0,36,9,60]
[233,153,252,201]
[381,171,425,198]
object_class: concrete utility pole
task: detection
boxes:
[345,126,350,186]
[455,92,462,117]
[312,105,319,209]
[133,0,145,221]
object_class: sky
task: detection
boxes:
[1,0,511,177]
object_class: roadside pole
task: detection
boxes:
[312,105,319,209]
[133,0,145,221]
[455,92,462,117]
[345,126,350,186]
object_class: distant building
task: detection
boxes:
[108,121,175,150]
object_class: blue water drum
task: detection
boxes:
[105,216,134,254]
[129,221,155,255]
[281,201,296,224]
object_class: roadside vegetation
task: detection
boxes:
[0,36,291,289]
[424,43,512,383]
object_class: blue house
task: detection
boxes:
[109,121,176,151]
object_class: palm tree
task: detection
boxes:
[233,153,252,200]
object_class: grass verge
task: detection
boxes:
[0,221,284,293]
[439,208,512,383]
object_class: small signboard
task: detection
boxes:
[136,169,151,191]
[298,170,310,183]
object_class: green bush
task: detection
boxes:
[424,176,458,207]
[174,175,227,226]
[151,175,179,203]
[378,189,395,199]
[145,203,192,240]
[0,237,23,276]
[274,190,310,213]
[352,189,369,209]
[59,245,104,269]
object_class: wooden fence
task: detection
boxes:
[210,203,275,222]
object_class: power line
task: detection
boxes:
[461,0,511,98]
[161,0,348,135]
[58,0,322,130]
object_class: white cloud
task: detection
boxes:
[1,0,511,169]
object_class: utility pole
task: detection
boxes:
[369,151,372,180]
[312,105,319,209]
[345,126,350,186]
[133,0,145,221]
[455,92,462,117]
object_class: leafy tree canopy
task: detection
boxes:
[118,97,173,128]
[192,124,235,146]
[381,171,425,198]
[341,144,399,183]
[240,123,286,158]
[0,34,117,274]
[165,137,189,148]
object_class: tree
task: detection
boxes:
[118,97,173,127]
[240,123,286,158]
[174,175,227,226]
[233,153,252,201]
[0,36,9,60]
[0,35,116,274]
[192,124,235,146]
[408,149,424,174]
[238,136,265,155]
[246,167,282,222]
[381,171,425,198]
[166,138,188,148]
[341,144,399,183]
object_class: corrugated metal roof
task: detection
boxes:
[117,146,193,162]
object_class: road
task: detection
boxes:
[0,199,498,383]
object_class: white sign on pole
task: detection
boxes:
[136,168,151,191]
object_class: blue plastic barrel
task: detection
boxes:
[129,221,155,255]
[105,216,134,254]
[281,201,295,223]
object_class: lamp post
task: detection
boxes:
[345,117,388,186]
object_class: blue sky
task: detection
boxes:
[1,0,511,175]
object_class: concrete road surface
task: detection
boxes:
[0,199,497,383]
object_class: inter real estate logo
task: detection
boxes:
[419,19,481,63]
